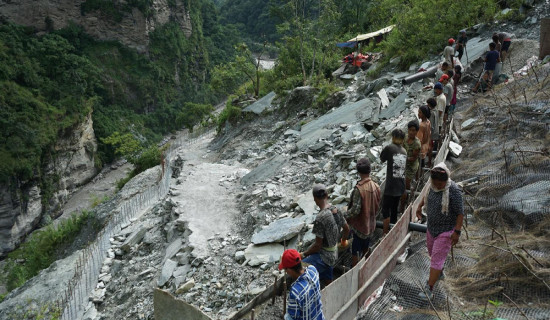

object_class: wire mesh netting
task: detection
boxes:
[355,80,550,318]
[357,231,550,320]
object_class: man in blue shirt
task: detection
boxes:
[473,42,500,92]
[280,249,325,320]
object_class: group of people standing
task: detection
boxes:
[277,32,469,320]
[473,32,512,92]
[279,137,464,318]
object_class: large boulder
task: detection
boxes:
[297,98,380,150]
[243,92,276,114]
[318,91,346,111]
[503,181,550,218]
[157,259,178,287]
[240,155,289,186]
[296,193,317,216]
[379,92,408,120]
[284,86,318,114]
[251,217,306,245]
[363,77,391,96]
[244,243,285,267]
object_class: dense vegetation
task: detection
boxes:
[362,0,500,68]
[2,211,97,292]
[218,0,518,88]
[0,25,102,184]
[0,0,240,196]
[219,0,283,43]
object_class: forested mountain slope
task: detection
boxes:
[0,0,239,257]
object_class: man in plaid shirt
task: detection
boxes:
[279,249,325,320]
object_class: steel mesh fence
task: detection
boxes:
[356,149,550,319]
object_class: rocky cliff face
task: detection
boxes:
[0,183,43,258]
[46,112,99,216]
[0,0,192,52]
[0,113,98,257]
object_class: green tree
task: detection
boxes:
[363,0,498,68]
[271,0,341,88]
[234,42,268,98]
[176,102,214,130]
[101,132,141,163]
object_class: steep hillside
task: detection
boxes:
[0,0,240,257]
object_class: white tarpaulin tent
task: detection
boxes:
[347,25,395,42]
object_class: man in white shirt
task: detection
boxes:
[434,82,446,139]
[443,38,455,68]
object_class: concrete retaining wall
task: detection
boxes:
[154,289,213,320]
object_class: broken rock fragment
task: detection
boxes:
[251,217,306,245]
[121,227,147,252]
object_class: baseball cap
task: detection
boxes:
[459,29,466,34]
[439,74,449,82]
[448,38,455,44]
[434,82,443,90]
[279,249,301,270]
[312,184,327,198]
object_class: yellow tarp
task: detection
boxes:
[347,25,396,42]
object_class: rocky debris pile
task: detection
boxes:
[80,199,172,319]
[219,52,468,298]
[80,148,282,319]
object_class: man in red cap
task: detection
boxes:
[443,39,455,68]
[279,249,325,320]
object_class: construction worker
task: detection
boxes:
[495,32,512,62]
[439,74,453,125]
[417,105,431,173]
[456,30,467,61]
[472,42,500,92]
[416,163,464,301]
[344,158,381,266]
[400,120,421,210]
[426,98,439,168]
[435,62,450,83]
[434,82,446,139]
[443,38,455,68]
[279,249,325,320]
[300,184,349,286]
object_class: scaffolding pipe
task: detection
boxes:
[375,220,427,233]
[402,65,438,85]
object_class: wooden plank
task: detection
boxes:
[228,276,286,320]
